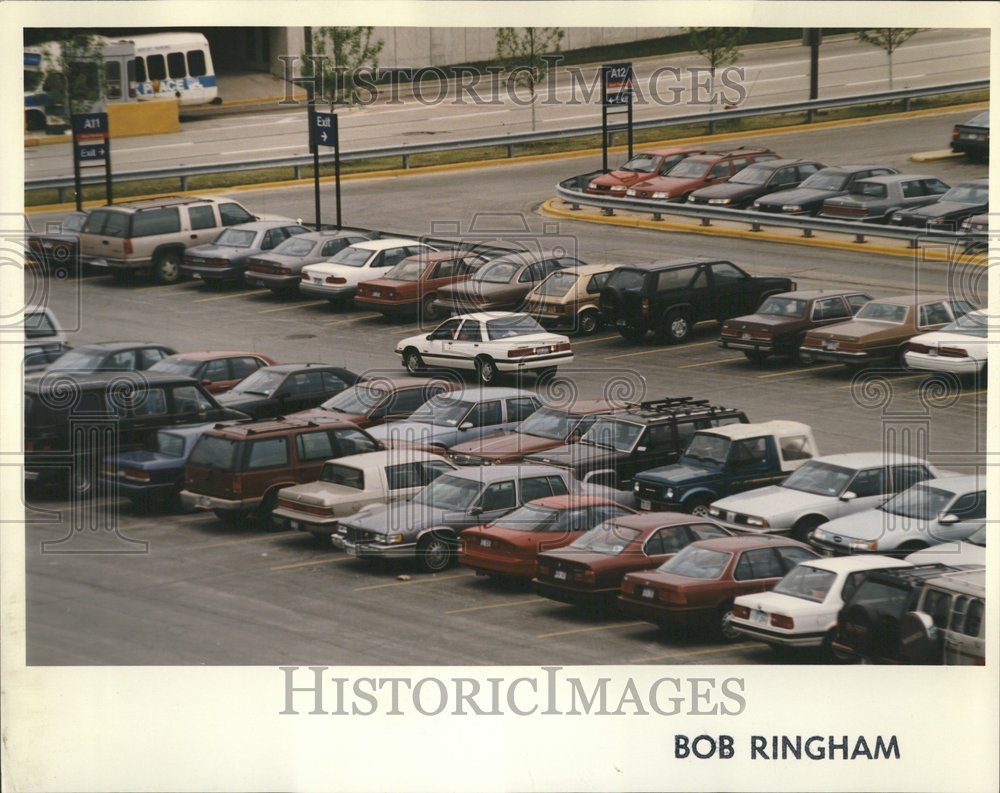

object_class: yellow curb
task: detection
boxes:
[25,134,72,147]
[911,150,965,163]
[540,198,974,264]
[26,101,988,215]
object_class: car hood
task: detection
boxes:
[901,200,983,219]
[449,431,556,459]
[184,244,245,260]
[712,485,830,517]
[758,187,841,206]
[249,252,319,267]
[343,500,454,534]
[724,313,799,330]
[280,481,366,505]
[106,450,176,468]
[818,508,932,541]
[368,421,458,447]
[636,462,716,486]
[693,182,760,200]
[216,391,267,407]
[808,320,905,341]
[527,442,619,468]
[290,407,367,424]
[905,542,987,567]
[630,176,700,195]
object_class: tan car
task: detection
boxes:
[523,263,619,335]
[800,294,979,368]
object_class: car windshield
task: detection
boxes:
[412,474,482,510]
[149,358,202,377]
[940,311,988,337]
[941,184,989,204]
[474,261,520,284]
[492,504,557,532]
[518,407,580,440]
[756,296,806,318]
[272,237,317,257]
[659,545,731,579]
[23,310,57,339]
[772,565,836,603]
[781,461,854,497]
[188,435,239,470]
[321,384,389,414]
[854,302,907,323]
[682,433,731,466]
[729,165,771,186]
[319,463,365,489]
[230,369,284,397]
[569,521,640,555]
[849,182,888,199]
[46,348,108,371]
[667,159,710,179]
[384,259,426,281]
[579,418,643,453]
[63,213,87,232]
[880,484,955,520]
[328,247,375,267]
[408,399,473,427]
[535,271,578,297]
[213,228,257,248]
[153,431,187,457]
[619,153,659,172]
[798,171,850,191]
[486,314,546,340]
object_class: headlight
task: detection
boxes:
[652,191,668,199]
[588,181,598,189]
[782,204,802,212]
[811,528,829,542]
[625,189,637,197]
[610,185,626,192]
[891,214,902,223]
[633,482,641,493]
[746,516,769,528]
[752,201,761,209]
[849,539,878,552]
[385,534,405,545]
[665,488,674,500]
[708,198,732,205]
[708,506,722,517]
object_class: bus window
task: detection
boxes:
[105,61,123,100]
[134,57,147,83]
[187,50,207,77]
[127,59,137,98]
[147,54,166,81]
[167,52,186,79]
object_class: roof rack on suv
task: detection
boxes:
[626,397,735,417]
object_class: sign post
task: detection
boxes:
[601,63,634,174]
[71,112,112,211]
[310,110,342,229]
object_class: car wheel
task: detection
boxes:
[717,602,741,642]
[686,497,712,517]
[822,630,851,663]
[403,348,425,375]
[616,323,644,342]
[417,534,455,573]
[577,309,600,336]
[475,356,499,385]
[743,350,769,364]
[420,295,438,322]
[790,515,824,543]
[258,490,282,530]
[152,251,183,285]
[661,310,691,344]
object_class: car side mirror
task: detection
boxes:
[840,491,857,502]
[636,446,647,452]
[426,334,435,341]
[468,506,483,517]
[938,513,959,525]
[458,422,474,430]
[201,379,212,387]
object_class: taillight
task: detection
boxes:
[537,563,551,577]
[732,604,750,619]
[837,341,863,351]
[938,346,969,358]
[508,347,533,358]
[660,589,687,605]
[951,129,959,140]
[301,272,311,280]
[575,569,596,584]
[641,297,649,318]
[326,276,347,284]
[803,336,822,348]
[122,468,151,482]
[906,342,930,354]
[231,477,242,496]
[123,239,133,254]
[770,614,795,630]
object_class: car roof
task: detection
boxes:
[297,230,370,241]
[868,294,954,307]
[322,449,447,467]
[26,371,198,389]
[855,174,940,185]
[93,195,227,211]
[923,567,985,595]
[920,474,983,492]
[77,341,169,351]
[768,289,868,301]
[524,493,624,509]
[451,310,535,323]
[615,258,728,272]
[348,237,423,251]
[683,148,774,162]
[610,511,716,531]
[160,351,269,362]
[690,534,810,553]
[445,463,566,481]
[697,420,811,441]
[808,451,931,468]
[488,249,569,265]
[741,158,822,168]
[257,362,349,373]
[227,220,300,232]
[205,416,357,437]
[799,555,912,574]
[443,386,536,400]
[638,146,707,156]
[820,164,896,174]
[549,263,619,276]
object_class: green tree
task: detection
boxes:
[39,31,105,119]
[496,27,564,131]
[855,28,922,90]
[308,27,384,106]
[688,27,747,109]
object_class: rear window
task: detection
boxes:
[189,435,239,470]
[605,268,649,291]
[319,463,365,490]
[83,209,128,238]
[536,271,578,297]
[23,310,57,339]
[659,545,731,578]
[131,208,181,237]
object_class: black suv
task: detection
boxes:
[215,363,362,419]
[832,564,959,664]
[25,371,247,496]
[600,259,796,343]
[523,397,749,490]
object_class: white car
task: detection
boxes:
[903,308,988,376]
[708,452,942,541]
[904,522,986,568]
[299,238,435,301]
[271,449,457,540]
[810,474,986,556]
[23,304,70,373]
[395,311,574,385]
[731,555,912,652]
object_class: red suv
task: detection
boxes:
[180,417,381,525]
[625,148,780,202]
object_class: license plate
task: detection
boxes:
[196,496,212,509]
[480,538,492,548]
[535,346,550,355]
[753,610,768,625]
[255,279,264,287]
[90,257,108,267]
[741,332,751,341]
[929,349,938,356]
[824,340,839,350]
[371,290,381,298]
[639,499,651,511]
[314,277,323,284]
[554,569,567,580]
[642,587,655,599]
[190,258,205,264]
[290,520,300,531]
[344,542,357,557]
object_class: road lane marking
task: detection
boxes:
[604,340,718,360]
[445,598,540,615]
[194,534,282,550]
[536,621,645,639]
[354,572,474,592]
[756,364,841,379]
[270,557,354,571]
[630,643,756,663]
[258,300,329,314]
[323,314,384,326]
[565,334,616,346]
[838,373,924,389]
[678,357,745,369]
[194,290,258,303]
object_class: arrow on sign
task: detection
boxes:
[320,131,328,143]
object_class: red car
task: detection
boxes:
[617,535,818,640]
[289,376,459,429]
[148,351,276,394]
[532,513,732,609]
[460,494,635,579]
[585,146,707,197]
[354,251,486,320]
[625,148,779,202]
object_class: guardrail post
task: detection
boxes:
[909,238,920,249]
[806,109,815,124]
[700,217,712,227]
[507,143,515,159]
[601,207,615,217]
[802,228,814,238]
[903,97,911,112]
[180,175,188,191]
[402,154,410,169]
[708,119,716,135]
[750,222,762,232]
[294,165,302,180]
[651,212,662,221]
[854,233,866,244]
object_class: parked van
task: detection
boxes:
[900,567,985,666]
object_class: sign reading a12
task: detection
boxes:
[603,62,634,107]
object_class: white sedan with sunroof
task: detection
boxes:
[299,238,435,301]
[395,312,573,385]
[903,308,988,376]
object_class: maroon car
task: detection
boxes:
[532,513,732,609]
[447,400,618,465]
[585,146,707,197]
[354,251,486,320]
[148,351,276,393]
[625,148,779,202]
[289,377,459,429]
[617,535,818,640]
[718,290,873,363]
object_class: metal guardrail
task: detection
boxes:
[27,81,987,203]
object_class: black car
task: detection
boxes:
[752,165,899,216]
[950,110,989,162]
[182,221,310,284]
[687,159,825,209]
[31,341,177,375]
[26,211,88,273]
[889,178,989,230]
[523,397,749,490]
[599,259,796,344]
[24,371,246,495]
[215,363,362,419]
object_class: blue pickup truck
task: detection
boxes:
[632,421,817,515]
